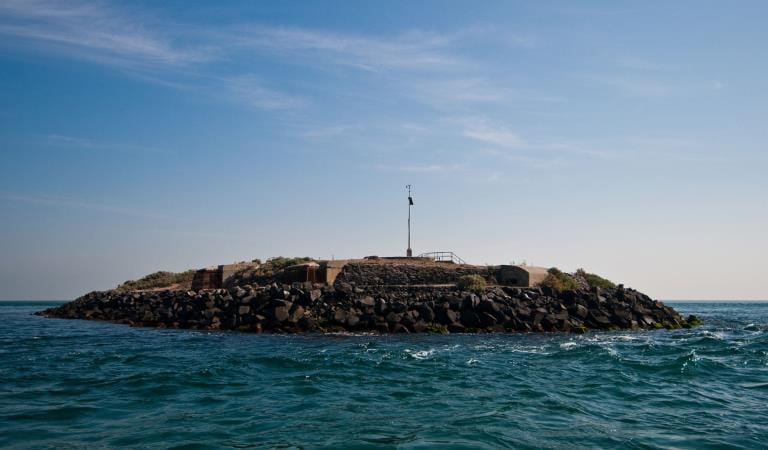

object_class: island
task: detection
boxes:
[37,256,701,333]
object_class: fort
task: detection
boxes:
[190,256,549,290]
[38,254,701,334]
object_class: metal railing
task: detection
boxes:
[417,251,467,265]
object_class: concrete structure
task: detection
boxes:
[497,265,549,288]
[280,262,321,283]
[190,258,550,290]
[318,260,348,284]
[191,263,260,290]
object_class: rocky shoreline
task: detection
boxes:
[37,282,700,334]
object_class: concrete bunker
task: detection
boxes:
[191,263,259,290]
[497,265,549,288]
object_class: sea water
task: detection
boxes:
[1,301,766,448]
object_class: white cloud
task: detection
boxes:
[617,57,675,71]
[415,78,566,107]
[217,75,305,110]
[0,191,173,220]
[418,79,512,104]
[0,0,207,68]
[45,134,175,154]
[584,74,672,97]
[231,26,461,72]
[377,163,464,173]
[459,119,527,148]
[582,74,725,98]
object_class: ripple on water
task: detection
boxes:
[0,301,767,448]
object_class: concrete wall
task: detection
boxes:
[319,260,349,285]
[191,267,221,290]
[220,263,259,285]
[192,263,260,290]
[333,262,497,286]
[498,265,549,287]
[280,263,321,283]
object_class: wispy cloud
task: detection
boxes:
[216,75,305,110]
[0,191,173,220]
[232,26,461,72]
[458,118,527,148]
[415,78,565,108]
[0,2,543,115]
[45,134,175,154]
[376,163,464,173]
[618,57,675,71]
[583,74,672,97]
[0,1,305,111]
[581,73,725,98]
[302,124,362,139]
[0,0,207,68]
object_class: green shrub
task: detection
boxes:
[575,268,616,290]
[457,274,487,291]
[116,270,195,292]
[266,256,314,270]
[540,267,580,292]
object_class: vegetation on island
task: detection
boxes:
[540,268,581,291]
[264,256,315,270]
[114,257,317,293]
[457,274,487,292]
[116,270,195,292]
[540,267,616,292]
[575,268,617,290]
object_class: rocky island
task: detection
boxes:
[38,256,701,333]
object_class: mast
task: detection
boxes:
[406,184,413,257]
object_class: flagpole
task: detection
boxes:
[406,184,412,257]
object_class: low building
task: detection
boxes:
[191,263,259,290]
[497,265,549,288]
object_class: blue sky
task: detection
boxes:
[1,0,766,300]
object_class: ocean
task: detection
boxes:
[1,301,766,449]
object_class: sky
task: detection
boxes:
[0,0,766,300]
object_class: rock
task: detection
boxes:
[461,294,480,311]
[298,316,315,330]
[385,312,402,324]
[436,308,458,325]
[573,304,588,319]
[390,301,407,313]
[417,304,435,322]
[479,312,498,327]
[40,270,687,335]
[392,323,410,333]
[273,306,289,322]
[288,305,305,323]
[460,311,481,328]
[333,309,348,324]
[590,313,611,327]
[356,296,375,308]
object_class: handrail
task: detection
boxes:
[417,251,467,265]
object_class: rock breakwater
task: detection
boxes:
[38,282,699,333]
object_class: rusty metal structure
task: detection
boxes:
[417,251,467,265]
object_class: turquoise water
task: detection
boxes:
[1,301,767,449]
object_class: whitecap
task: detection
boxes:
[404,348,435,360]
